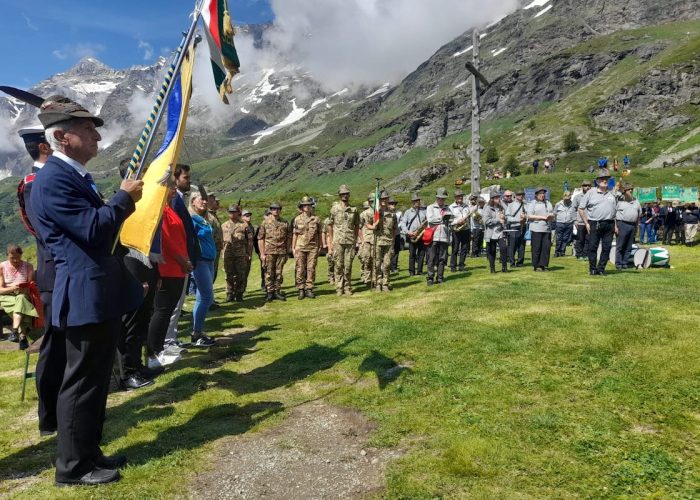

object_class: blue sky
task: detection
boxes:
[0,0,274,87]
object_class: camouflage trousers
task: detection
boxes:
[223,252,248,297]
[295,247,319,290]
[358,242,374,284]
[373,244,393,287]
[265,254,287,293]
[333,243,356,292]
[326,249,335,283]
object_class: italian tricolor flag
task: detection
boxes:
[373,186,381,223]
[201,0,241,104]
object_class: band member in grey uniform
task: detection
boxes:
[553,191,576,257]
[614,182,641,269]
[578,170,617,275]
[400,193,426,275]
[505,190,526,267]
[573,181,592,259]
[426,188,452,285]
[526,187,554,271]
[470,196,485,257]
[483,193,508,273]
[448,189,471,272]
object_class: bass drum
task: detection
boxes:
[630,247,650,269]
[648,247,670,268]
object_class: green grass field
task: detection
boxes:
[1,242,699,498]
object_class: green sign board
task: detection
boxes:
[680,187,699,203]
[636,187,658,203]
[661,185,682,200]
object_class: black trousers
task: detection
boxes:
[486,238,507,269]
[427,241,448,281]
[147,277,187,356]
[616,221,636,268]
[450,230,470,269]
[531,231,552,268]
[507,226,525,266]
[407,241,425,274]
[55,321,120,481]
[391,235,402,271]
[588,220,615,273]
[35,296,66,433]
[471,229,484,256]
[119,257,158,372]
[574,223,589,258]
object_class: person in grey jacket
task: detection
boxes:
[578,170,617,275]
[483,193,508,273]
[470,196,485,257]
[615,183,641,268]
[400,193,427,275]
[572,181,592,260]
[505,190,526,267]
[553,191,576,257]
[527,187,554,271]
[425,188,452,285]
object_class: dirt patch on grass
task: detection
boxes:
[190,401,402,499]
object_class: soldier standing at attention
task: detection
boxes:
[400,193,426,275]
[328,185,360,295]
[222,205,250,302]
[578,170,617,276]
[359,193,376,286]
[240,209,255,294]
[365,191,396,291]
[258,202,290,301]
[426,188,452,285]
[322,216,334,285]
[292,196,322,300]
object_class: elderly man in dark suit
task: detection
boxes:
[29,95,144,486]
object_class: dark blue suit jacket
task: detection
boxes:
[23,177,56,295]
[29,155,143,328]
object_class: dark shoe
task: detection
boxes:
[266,293,274,302]
[305,290,315,299]
[7,331,18,343]
[534,268,543,272]
[436,279,444,284]
[542,267,550,272]
[235,294,244,302]
[408,272,415,276]
[449,267,456,272]
[39,429,56,437]
[598,270,608,276]
[209,302,220,310]
[19,337,29,350]
[56,467,121,486]
[139,365,164,378]
[275,292,287,301]
[501,266,508,273]
[490,267,496,273]
[516,263,524,268]
[589,270,597,276]
[192,334,216,347]
[226,294,235,302]
[458,267,465,272]
[298,290,305,300]
[122,373,154,391]
[427,279,434,286]
[95,454,128,469]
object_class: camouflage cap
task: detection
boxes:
[362,201,370,209]
[227,204,240,213]
[269,201,282,209]
[368,191,375,200]
[338,184,351,195]
[299,196,314,206]
[38,95,104,128]
[436,187,448,198]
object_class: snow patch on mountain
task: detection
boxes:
[366,83,392,99]
[491,47,508,57]
[534,4,553,17]
[253,99,308,145]
[523,0,551,9]
[453,45,473,58]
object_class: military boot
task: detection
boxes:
[298,290,305,300]
[266,293,274,302]
[275,291,287,301]
[305,289,315,299]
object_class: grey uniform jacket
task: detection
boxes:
[482,205,505,241]
[527,200,554,233]
[426,203,451,243]
[554,201,577,224]
[505,200,526,228]
[400,207,426,235]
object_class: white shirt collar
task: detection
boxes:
[53,151,88,177]
[33,161,44,169]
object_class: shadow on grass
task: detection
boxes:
[359,350,412,389]
[115,401,284,466]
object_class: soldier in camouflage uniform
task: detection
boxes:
[328,184,360,295]
[221,205,251,302]
[292,196,322,299]
[322,217,334,284]
[366,191,396,291]
[258,202,291,302]
[359,193,375,285]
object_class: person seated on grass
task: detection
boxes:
[0,244,38,350]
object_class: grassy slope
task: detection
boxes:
[1,244,698,498]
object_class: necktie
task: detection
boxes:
[84,173,99,195]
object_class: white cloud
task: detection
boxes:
[52,42,106,61]
[138,40,154,61]
[22,13,38,31]
[261,0,519,88]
